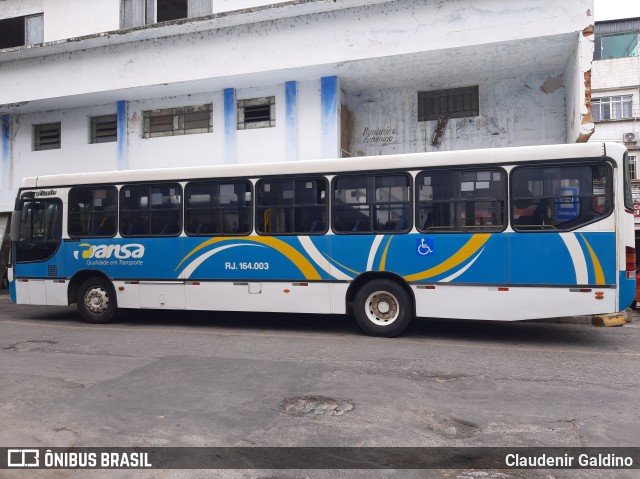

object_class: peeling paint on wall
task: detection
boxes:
[540,75,564,94]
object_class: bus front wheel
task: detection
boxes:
[76,277,117,324]
[353,279,413,337]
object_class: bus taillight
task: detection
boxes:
[626,246,636,272]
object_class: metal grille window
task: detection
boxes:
[257,178,327,235]
[68,187,118,237]
[90,115,118,144]
[33,123,61,151]
[333,174,410,234]
[418,86,479,121]
[120,183,182,236]
[143,104,212,138]
[238,97,276,130]
[185,180,252,236]
[416,169,506,232]
[592,96,633,121]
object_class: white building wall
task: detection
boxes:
[0,0,595,211]
[347,73,568,156]
[297,80,323,162]
[0,0,120,42]
[10,105,120,186]
[0,0,593,107]
[44,0,120,41]
[592,56,640,90]
[211,0,288,14]
[236,84,286,165]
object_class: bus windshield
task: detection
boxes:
[15,198,62,263]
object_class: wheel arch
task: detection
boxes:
[345,271,415,315]
[67,270,114,305]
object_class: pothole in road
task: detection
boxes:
[282,396,354,417]
[421,413,480,438]
[5,340,58,352]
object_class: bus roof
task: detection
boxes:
[22,142,621,189]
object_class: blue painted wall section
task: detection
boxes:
[321,76,338,159]
[1,114,10,190]
[285,81,298,162]
[224,88,236,165]
[116,101,127,171]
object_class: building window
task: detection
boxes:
[33,123,61,151]
[90,115,118,144]
[0,14,44,49]
[157,0,188,22]
[418,86,479,121]
[237,97,276,130]
[594,32,639,60]
[121,0,212,28]
[630,156,638,180]
[143,104,212,138]
[592,96,633,121]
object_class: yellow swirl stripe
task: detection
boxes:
[321,253,361,276]
[579,234,605,285]
[176,236,321,280]
[403,234,491,282]
[378,236,393,271]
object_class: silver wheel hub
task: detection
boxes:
[365,290,399,326]
[85,287,109,314]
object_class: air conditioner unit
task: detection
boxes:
[623,132,638,143]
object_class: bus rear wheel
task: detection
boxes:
[353,279,413,337]
[76,277,117,324]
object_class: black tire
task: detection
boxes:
[632,301,638,310]
[353,279,413,337]
[76,277,117,324]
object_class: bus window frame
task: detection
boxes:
[331,172,413,235]
[415,167,508,234]
[509,160,614,233]
[255,176,329,236]
[119,182,183,238]
[14,196,63,264]
[68,185,118,239]
[184,179,254,237]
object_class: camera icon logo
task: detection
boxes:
[7,449,39,467]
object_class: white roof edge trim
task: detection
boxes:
[27,143,616,189]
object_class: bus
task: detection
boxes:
[7,142,636,337]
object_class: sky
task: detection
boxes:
[594,0,640,21]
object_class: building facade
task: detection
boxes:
[0,0,595,275]
[590,17,640,245]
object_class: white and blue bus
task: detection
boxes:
[7,142,636,336]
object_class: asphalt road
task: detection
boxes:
[1,292,639,479]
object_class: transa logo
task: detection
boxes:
[73,243,145,260]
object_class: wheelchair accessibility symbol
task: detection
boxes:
[416,238,434,256]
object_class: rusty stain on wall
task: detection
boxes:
[340,103,354,157]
